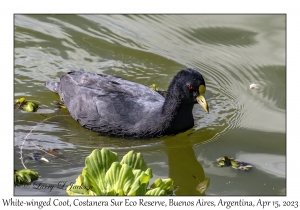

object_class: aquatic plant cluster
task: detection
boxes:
[66,148,174,196]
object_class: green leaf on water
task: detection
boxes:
[66,148,174,196]
[14,169,39,186]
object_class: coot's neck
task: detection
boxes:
[161,83,195,135]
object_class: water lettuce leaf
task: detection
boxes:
[66,148,174,196]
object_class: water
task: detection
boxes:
[14,14,285,195]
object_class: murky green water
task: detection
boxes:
[14,14,286,195]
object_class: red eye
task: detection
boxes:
[187,85,193,90]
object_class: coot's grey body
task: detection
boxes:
[45,69,208,138]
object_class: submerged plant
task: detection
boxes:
[66,148,174,196]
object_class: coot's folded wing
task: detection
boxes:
[54,70,165,135]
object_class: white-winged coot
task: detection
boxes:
[45,68,209,138]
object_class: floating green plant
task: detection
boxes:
[14,169,39,186]
[15,97,39,112]
[217,156,253,171]
[149,84,159,91]
[66,148,174,196]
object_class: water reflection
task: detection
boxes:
[165,141,209,195]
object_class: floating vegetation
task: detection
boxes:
[66,148,175,196]
[217,156,253,171]
[149,84,159,91]
[149,84,167,97]
[14,169,39,186]
[15,97,39,112]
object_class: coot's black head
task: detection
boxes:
[168,68,209,112]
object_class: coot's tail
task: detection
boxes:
[45,81,59,93]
